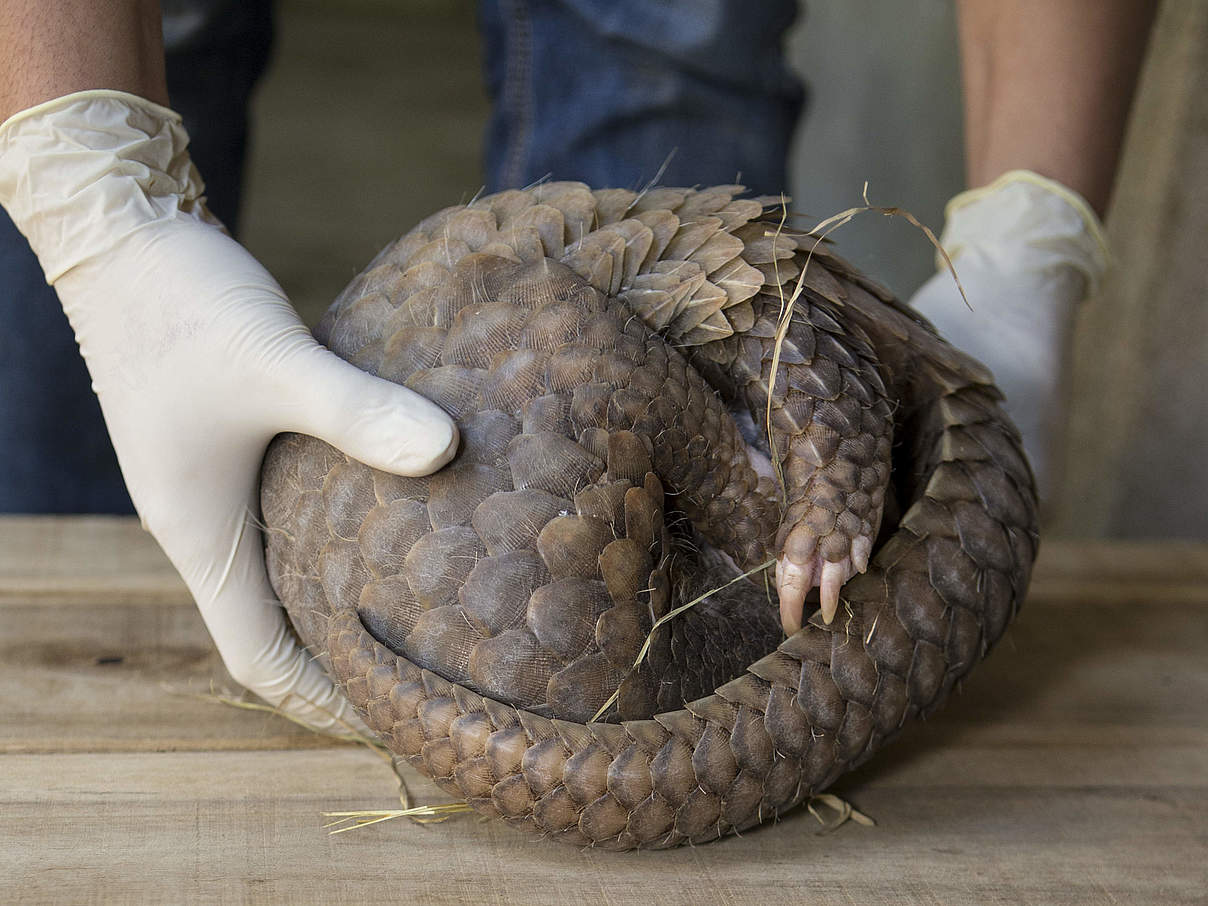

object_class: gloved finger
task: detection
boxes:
[278,341,459,478]
[187,493,366,733]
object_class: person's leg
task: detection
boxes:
[478,0,805,195]
[164,0,275,234]
[0,211,135,513]
[0,0,274,514]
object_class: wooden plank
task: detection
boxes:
[3,516,1206,901]
[0,516,187,606]
[3,748,1204,905]
[0,596,342,754]
[1,518,1206,753]
[0,516,340,753]
[4,569,1205,753]
[1029,538,1208,605]
[0,596,1201,752]
[3,518,1207,605]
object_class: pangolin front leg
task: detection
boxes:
[713,296,895,634]
[776,304,893,631]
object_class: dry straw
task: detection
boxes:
[807,793,876,834]
[174,683,473,833]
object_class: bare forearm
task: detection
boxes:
[957,0,1158,215]
[0,0,167,122]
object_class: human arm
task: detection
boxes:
[957,0,1158,217]
[0,0,168,118]
[909,0,1158,499]
[0,1,458,729]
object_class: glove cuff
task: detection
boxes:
[0,89,215,284]
[938,169,1111,298]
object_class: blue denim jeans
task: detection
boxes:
[479,0,804,194]
[0,0,803,513]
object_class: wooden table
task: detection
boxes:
[2,517,1205,904]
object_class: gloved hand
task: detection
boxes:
[0,91,458,730]
[909,170,1109,502]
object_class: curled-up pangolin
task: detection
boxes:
[260,182,1038,849]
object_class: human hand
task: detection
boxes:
[0,91,458,730]
[909,170,1109,500]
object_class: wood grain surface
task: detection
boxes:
[1,516,1205,904]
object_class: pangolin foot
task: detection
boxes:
[746,442,877,635]
[775,528,874,634]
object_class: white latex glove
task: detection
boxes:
[0,91,458,730]
[909,170,1109,501]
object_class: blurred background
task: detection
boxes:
[238,0,1206,539]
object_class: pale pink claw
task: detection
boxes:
[750,442,877,635]
[819,559,850,625]
[776,523,873,634]
[852,535,873,573]
[776,554,815,636]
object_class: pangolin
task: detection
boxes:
[260,182,1038,849]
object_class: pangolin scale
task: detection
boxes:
[260,182,1038,849]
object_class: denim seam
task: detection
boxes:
[499,0,535,190]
